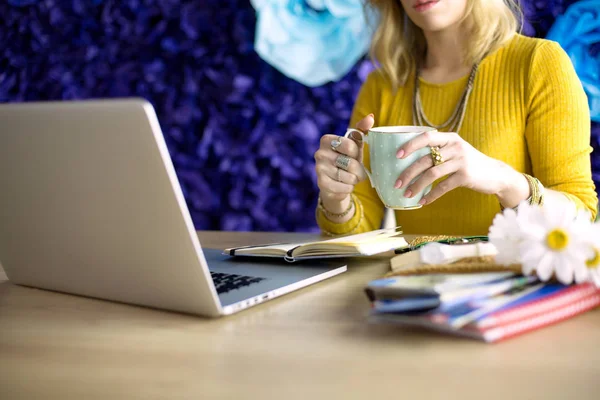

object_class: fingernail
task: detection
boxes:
[396,149,404,158]
[349,131,363,142]
[419,198,426,205]
[394,180,402,189]
[331,139,341,148]
[367,113,374,118]
[404,189,412,198]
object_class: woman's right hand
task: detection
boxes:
[314,114,374,214]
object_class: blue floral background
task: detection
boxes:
[1,0,598,231]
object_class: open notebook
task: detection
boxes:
[224,228,408,262]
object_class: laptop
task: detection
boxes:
[0,99,346,317]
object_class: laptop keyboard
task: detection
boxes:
[210,271,266,295]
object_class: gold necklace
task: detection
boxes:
[412,63,479,133]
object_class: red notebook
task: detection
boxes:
[473,283,598,329]
[464,284,600,343]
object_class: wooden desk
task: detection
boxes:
[1,231,599,399]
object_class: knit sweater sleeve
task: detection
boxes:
[525,40,598,218]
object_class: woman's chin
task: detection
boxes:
[412,19,459,33]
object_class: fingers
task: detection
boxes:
[314,148,365,179]
[348,114,374,161]
[403,159,460,199]
[321,134,360,159]
[418,173,463,205]
[315,113,374,197]
[353,114,375,141]
[319,164,364,186]
[397,131,457,159]
[395,145,456,189]
[319,114,374,160]
[316,169,355,197]
[339,164,367,183]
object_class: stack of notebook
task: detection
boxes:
[366,272,600,343]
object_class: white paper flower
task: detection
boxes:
[517,202,589,284]
[582,222,600,287]
[488,207,523,265]
[488,201,600,286]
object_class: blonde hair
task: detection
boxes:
[367,0,522,89]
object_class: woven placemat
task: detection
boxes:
[386,255,522,277]
[407,235,458,247]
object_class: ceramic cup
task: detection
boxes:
[344,125,437,210]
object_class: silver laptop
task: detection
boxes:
[0,99,346,317]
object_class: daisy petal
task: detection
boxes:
[535,252,555,282]
[559,203,577,227]
[495,248,520,265]
[591,271,600,287]
[555,259,575,285]
[520,223,545,240]
[574,265,589,284]
[575,209,592,224]
[521,261,535,276]
[520,242,546,265]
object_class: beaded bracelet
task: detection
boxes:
[317,195,364,237]
[317,193,356,219]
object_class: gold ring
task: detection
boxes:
[430,146,444,166]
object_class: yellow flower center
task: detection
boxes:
[586,248,600,270]
[545,229,569,251]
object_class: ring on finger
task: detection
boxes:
[430,146,444,166]
[335,154,351,171]
[331,137,342,152]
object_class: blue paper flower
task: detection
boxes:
[546,0,600,122]
[251,0,377,87]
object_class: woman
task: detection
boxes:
[314,0,597,236]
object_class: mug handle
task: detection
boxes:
[344,128,375,188]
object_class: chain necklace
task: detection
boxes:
[412,63,479,133]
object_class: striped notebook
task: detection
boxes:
[371,283,600,343]
[464,283,600,342]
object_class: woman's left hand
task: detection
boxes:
[394,131,526,206]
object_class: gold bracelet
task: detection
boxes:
[523,174,544,206]
[319,195,364,237]
[318,194,355,219]
[502,174,544,211]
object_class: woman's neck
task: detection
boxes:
[420,24,472,84]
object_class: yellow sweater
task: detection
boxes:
[317,34,597,236]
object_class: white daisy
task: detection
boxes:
[582,222,600,287]
[488,206,523,265]
[518,202,589,285]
